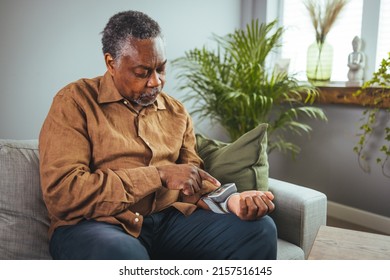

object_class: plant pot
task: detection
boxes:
[306,41,334,85]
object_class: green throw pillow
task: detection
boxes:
[196,123,269,192]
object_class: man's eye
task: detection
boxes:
[134,71,149,78]
[157,68,166,74]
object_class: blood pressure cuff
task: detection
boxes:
[201,183,237,214]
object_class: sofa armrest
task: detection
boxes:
[268,178,327,259]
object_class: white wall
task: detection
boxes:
[0,0,240,139]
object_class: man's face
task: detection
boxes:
[106,37,167,109]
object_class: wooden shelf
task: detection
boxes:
[313,82,390,108]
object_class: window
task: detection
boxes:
[377,0,390,66]
[275,0,388,82]
[279,0,362,81]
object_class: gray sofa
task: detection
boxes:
[0,139,327,260]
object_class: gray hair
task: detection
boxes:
[101,10,162,60]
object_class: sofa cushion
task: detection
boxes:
[196,123,269,192]
[0,139,51,259]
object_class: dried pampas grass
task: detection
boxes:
[303,0,349,44]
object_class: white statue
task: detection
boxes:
[347,36,365,86]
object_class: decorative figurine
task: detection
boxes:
[346,36,365,86]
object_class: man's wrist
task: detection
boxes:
[220,193,240,213]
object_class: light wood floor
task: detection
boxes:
[327,216,388,235]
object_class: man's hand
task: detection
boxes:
[227,190,275,220]
[156,164,221,195]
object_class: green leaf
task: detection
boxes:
[172,19,327,156]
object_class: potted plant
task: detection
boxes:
[353,52,390,177]
[172,19,327,156]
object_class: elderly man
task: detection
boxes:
[39,10,277,260]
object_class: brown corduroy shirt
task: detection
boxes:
[39,71,216,239]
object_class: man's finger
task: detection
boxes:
[181,187,193,196]
[245,196,259,220]
[260,194,275,214]
[239,196,248,217]
[253,195,269,217]
[264,191,274,200]
[193,171,202,192]
[198,168,221,187]
[182,180,196,195]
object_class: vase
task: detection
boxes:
[306,41,334,85]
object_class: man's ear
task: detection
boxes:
[105,53,115,75]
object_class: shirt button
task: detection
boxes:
[135,212,140,216]
[134,218,140,223]
[123,100,128,105]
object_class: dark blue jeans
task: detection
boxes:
[50,208,277,260]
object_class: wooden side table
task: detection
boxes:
[308,225,390,260]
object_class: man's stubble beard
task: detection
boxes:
[130,87,161,107]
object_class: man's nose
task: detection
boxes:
[147,71,162,87]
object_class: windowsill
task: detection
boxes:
[307,81,390,109]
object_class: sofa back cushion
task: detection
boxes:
[0,139,51,259]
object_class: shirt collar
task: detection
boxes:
[98,71,166,111]
[98,71,124,104]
